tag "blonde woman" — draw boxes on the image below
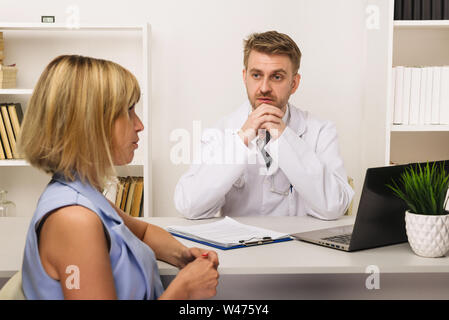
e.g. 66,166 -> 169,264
19,55 -> 219,300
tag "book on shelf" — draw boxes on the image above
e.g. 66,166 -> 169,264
395,0 -> 403,20
402,67 -> 412,125
0,103 -> 19,158
409,67 -> 421,125
0,137 -> 4,159
120,177 -> 131,211
424,67 -> 433,124
394,0 -> 448,20
418,67 -> 427,125
440,66 -> 449,124
444,0 -> 449,19
413,0 -> 422,19
0,105 -> 13,159
390,67 -> 396,122
113,176 -> 144,217
422,0 -> 432,19
431,66 -> 441,124
432,0 -> 443,19
115,177 -> 125,208
8,103 -> 23,142
403,0 -> 413,20
130,177 -> 143,217
125,177 -> 137,215
0,65 -> 18,89
393,66 -> 404,124
0,103 -> 5,158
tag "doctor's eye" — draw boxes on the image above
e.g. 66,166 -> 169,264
252,73 -> 261,79
272,74 -> 283,81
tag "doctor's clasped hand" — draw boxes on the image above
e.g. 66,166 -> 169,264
238,104 -> 286,146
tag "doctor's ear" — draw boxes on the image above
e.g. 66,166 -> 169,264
290,73 -> 301,94
242,68 -> 247,82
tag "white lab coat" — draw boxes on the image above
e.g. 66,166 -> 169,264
174,101 -> 354,220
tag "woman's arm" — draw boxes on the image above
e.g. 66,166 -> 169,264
110,200 -> 218,268
38,205 -> 117,299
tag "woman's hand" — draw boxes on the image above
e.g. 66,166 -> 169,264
161,255 -> 219,300
159,247 -> 219,300
178,247 -> 219,269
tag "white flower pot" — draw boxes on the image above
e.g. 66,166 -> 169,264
405,211 -> 449,258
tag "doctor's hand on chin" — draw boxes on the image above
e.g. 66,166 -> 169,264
238,103 -> 286,146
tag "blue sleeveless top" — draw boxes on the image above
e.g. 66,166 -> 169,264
21,174 -> 164,300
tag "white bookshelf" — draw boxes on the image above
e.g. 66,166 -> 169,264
386,9 -> 449,165
0,22 -> 153,217
391,125 -> 449,132
0,89 -> 33,95
0,159 -> 28,166
394,20 -> 449,28
361,0 -> 449,174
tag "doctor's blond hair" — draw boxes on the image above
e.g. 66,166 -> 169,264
243,31 -> 302,74
18,55 -> 141,191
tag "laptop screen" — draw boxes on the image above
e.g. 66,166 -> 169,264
349,160 -> 449,251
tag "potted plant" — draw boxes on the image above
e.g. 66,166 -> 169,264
387,162 -> 449,258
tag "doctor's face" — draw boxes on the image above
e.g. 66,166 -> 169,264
243,50 -> 300,112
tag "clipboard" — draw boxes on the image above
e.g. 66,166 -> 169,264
169,232 -> 293,250
166,216 -> 293,250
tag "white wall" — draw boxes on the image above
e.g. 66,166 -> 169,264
1,0 -> 378,217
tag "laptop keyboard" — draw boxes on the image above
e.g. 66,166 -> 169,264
321,234 -> 352,245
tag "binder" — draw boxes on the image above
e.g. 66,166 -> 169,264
439,66 -> 449,124
418,67 -> 428,125
431,66 -> 441,124
166,216 -> 293,250
409,67 -> 421,125
402,67 -> 412,125
395,0 -> 403,20
403,0 -> 413,19
432,0 -> 442,19
422,0 -> 432,19
444,0 -> 449,19
393,66 -> 404,124
413,0 -> 421,19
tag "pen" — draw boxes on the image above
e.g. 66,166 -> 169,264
243,239 -> 273,246
239,237 -> 273,246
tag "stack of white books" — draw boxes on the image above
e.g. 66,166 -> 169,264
391,66 -> 449,126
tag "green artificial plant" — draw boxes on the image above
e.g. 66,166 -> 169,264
387,162 -> 449,215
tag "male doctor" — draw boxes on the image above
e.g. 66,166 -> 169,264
174,30 -> 354,220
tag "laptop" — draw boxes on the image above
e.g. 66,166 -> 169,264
291,160 -> 449,252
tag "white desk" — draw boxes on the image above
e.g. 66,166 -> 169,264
1,216 -> 449,299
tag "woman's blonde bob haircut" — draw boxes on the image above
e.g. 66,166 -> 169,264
19,55 -> 141,190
